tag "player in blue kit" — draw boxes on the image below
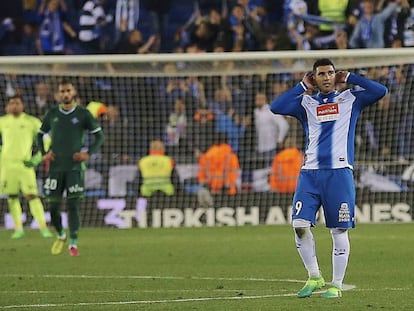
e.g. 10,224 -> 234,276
270,59 -> 388,298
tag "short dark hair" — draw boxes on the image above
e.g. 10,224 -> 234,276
313,58 -> 335,72
7,94 -> 22,101
58,78 -> 75,87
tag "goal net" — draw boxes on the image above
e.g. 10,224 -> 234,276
0,48 -> 413,228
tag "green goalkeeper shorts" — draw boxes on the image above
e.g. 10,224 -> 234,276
0,163 -> 39,196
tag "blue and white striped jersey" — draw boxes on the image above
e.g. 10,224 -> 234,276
270,73 -> 388,170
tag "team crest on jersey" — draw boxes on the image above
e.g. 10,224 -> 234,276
338,203 -> 351,222
71,117 -> 79,124
316,103 -> 339,122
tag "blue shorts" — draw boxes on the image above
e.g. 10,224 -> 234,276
292,168 -> 355,228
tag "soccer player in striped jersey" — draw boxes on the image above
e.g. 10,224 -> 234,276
36,79 -> 104,256
0,95 -> 53,239
270,58 -> 388,298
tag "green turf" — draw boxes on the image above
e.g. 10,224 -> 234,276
0,224 -> 413,310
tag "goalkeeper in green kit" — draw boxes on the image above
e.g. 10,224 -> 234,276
0,95 -> 53,239
36,79 -> 104,256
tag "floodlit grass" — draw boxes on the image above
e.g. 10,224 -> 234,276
0,224 -> 413,310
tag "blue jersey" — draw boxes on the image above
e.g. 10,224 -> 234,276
270,73 -> 388,170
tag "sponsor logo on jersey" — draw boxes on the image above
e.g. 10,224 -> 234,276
71,117 -> 79,124
316,103 -> 339,122
68,184 -> 84,193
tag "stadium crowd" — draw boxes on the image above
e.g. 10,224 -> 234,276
0,0 -> 414,55
0,0 -> 413,195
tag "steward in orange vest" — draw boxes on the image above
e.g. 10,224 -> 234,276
269,138 -> 303,193
198,134 -> 240,195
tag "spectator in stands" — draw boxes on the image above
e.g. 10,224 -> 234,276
0,74 -> 26,103
115,29 -> 158,54
262,31 -> 292,52
36,0 -> 77,55
349,0 -> 404,49
164,76 -> 190,105
216,106 -> 250,153
198,133 -> 240,195
20,22 -> 38,55
398,110 -> 414,161
187,104 -> 216,158
236,0 -> 268,29
0,0 -> 23,56
0,18 -> 18,55
26,81 -> 55,118
269,79 -> 290,98
95,104 -> 132,166
379,0 -> 411,47
186,76 -> 206,113
285,0 -> 308,45
269,137 -> 302,193
114,0 -> 140,45
138,139 -> 177,197
363,93 -> 400,160
254,91 -> 289,163
208,86 -> 232,115
188,19 -> 216,52
229,3 -> 265,51
78,0 -> 110,54
401,0 -> 414,46
23,0 -> 41,25
333,29 -> 350,49
197,0 -> 224,16
165,97 -> 187,153
207,8 -> 234,51
291,21 -> 327,50
141,0 -> 172,52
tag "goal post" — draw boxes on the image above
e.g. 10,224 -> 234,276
0,48 -> 414,76
0,48 -> 413,228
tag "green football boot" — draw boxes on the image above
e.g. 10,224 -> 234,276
321,287 -> 342,298
11,229 -> 25,239
297,276 -> 325,298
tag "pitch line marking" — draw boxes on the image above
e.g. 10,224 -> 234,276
4,289 -> 412,310
0,274 -> 357,309
0,274 -> 305,283
1,287 -> 410,309
0,292 -> 317,309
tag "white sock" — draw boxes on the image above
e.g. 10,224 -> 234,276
294,227 -> 321,278
330,228 -> 350,289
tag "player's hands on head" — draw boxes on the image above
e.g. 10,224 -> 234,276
335,71 -> 349,84
73,152 -> 89,162
302,72 -> 316,91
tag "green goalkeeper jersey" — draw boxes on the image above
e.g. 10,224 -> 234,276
38,104 -> 103,171
0,112 -> 40,166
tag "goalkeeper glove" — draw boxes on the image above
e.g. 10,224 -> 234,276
23,152 -> 42,168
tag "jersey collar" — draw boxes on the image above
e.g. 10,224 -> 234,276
59,104 -> 77,114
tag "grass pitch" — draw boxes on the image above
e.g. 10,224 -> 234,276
0,223 -> 413,310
